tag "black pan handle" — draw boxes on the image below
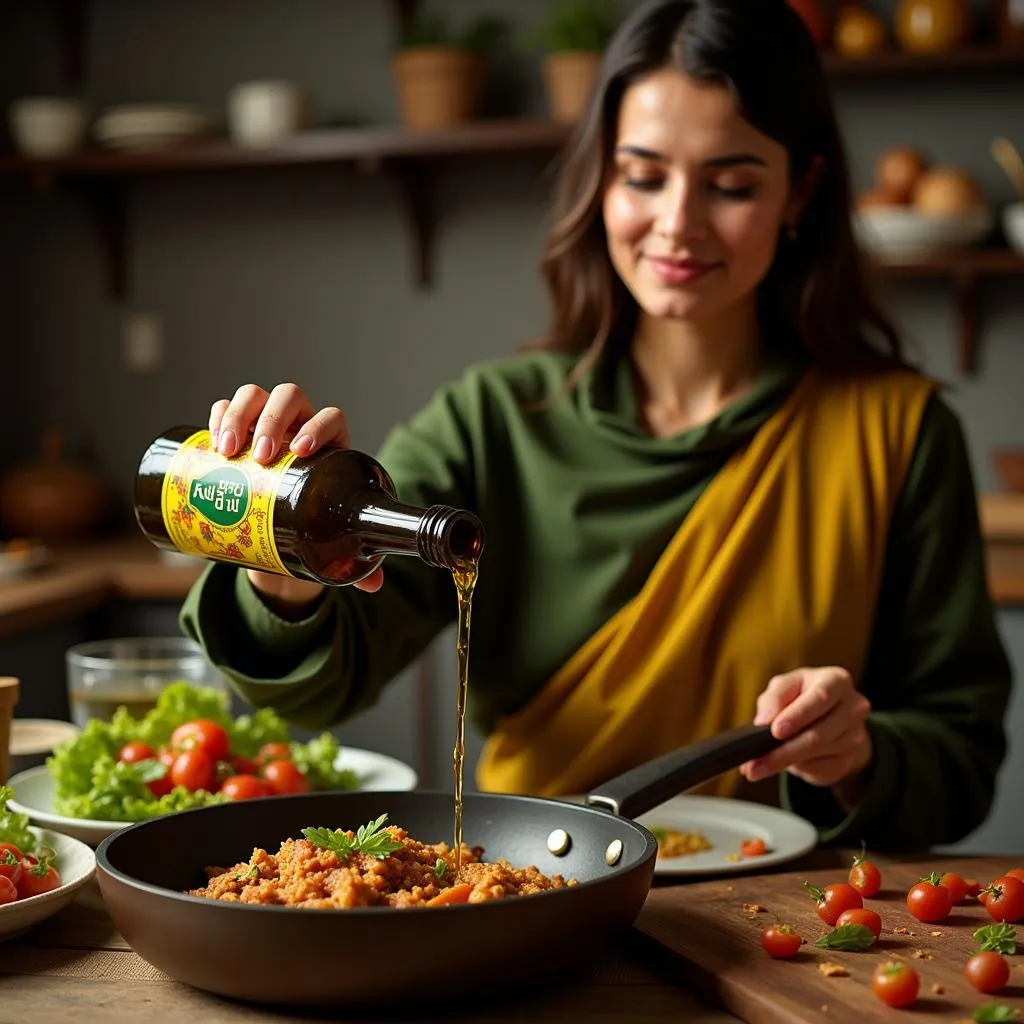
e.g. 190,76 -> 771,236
584,724 -> 781,820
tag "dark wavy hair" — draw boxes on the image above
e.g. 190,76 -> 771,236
537,0 -> 911,381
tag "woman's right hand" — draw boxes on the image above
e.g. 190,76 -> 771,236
209,383 -> 384,607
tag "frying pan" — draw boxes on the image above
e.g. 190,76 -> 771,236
95,724 -> 783,1008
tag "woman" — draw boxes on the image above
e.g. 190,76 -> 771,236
180,0 -> 1012,850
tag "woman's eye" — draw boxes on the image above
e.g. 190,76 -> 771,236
623,176 -> 663,191
712,183 -> 758,199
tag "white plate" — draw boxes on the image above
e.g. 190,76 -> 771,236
635,795 -> 817,877
7,747 -> 419,847
0,826 -> 96,941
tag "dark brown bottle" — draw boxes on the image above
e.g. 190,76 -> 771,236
134,426 -> 484,586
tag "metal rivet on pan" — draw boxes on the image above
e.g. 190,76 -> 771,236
546,828 -> 571,855
605,838 -> 623,866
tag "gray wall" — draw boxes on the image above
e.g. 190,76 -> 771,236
1,0 -> 1022,851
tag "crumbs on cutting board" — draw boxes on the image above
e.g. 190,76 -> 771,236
818,962 -> 849,978
930,983 -> 945,996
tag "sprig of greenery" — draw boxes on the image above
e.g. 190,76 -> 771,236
972,1003 -> 1017,1023
528,0 -> 621,54
974,923 -> 1017,955
302,814 -> 403,861
398,10 -> 506,53
814,923 -> 876,951
434,858 -> 447,879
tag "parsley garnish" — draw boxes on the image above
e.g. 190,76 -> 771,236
233,864 -> 259,883
434,858 -> 447,879
972,1003 -> 1017,1023
974,923 -> 1017,955
814,923 -> 876,951
302,813 -> 403,861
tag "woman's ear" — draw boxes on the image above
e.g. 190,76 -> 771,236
784,154 -> 825,233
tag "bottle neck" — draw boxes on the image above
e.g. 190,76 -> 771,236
357,500 -> 484,570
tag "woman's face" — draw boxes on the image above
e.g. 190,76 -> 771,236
603,68 -> 803,324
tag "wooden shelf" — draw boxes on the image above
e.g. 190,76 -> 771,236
823,45 -> 1024,77
0,121 -> 571,295
867,249 -> 1024,373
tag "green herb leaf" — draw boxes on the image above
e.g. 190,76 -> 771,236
972,1003 -> 1017,1023
434,859 -> 447,879
814,923 -> 876,951
233,864 -> 259,883
302,814 -> 403,861
974,923 -> 1017,955
650,827 -> 668,843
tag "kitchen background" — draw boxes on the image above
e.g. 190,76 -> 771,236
0,0 -> 1022,850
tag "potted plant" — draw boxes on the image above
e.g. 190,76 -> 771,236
391,11 -> 505,130
530,0 -> 621,124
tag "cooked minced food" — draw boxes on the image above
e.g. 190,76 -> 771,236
188,814 -> 575,908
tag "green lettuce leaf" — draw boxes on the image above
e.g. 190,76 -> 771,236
0,784 -> 37,854
290,733 -> 360,791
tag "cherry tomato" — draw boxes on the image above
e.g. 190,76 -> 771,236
964,951 -> 1010,994
979,874 -> 1024,923
835,907 -> 882,939
804,881 -> 863,925
849,845 -> 882,898
16,858 -> 61,899
906,873 -> 953,923
117,741 -> 156,764
257,742 -> 292,766
741,837 -> 768,857
871,960 -> 919,1009
0,848 -> 22,887
229,754 -> 260,776
261,759 -> 310,796
170,719 -> 230,761
938,871 -> 968,905
1006,867 -> 1024,884
0,842 -> 23,863
146,766 -> 175,798
0,876 -> 16,905
220,774 -> 269,801
760,923 -> 801,958
169,749 -> 216,792
965,878 -> 982,900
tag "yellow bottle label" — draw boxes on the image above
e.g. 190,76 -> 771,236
160,429 -> 296,576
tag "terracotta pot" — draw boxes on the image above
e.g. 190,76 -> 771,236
390,47 -> 484,130
0,428 -> 108,543
894,0 -> 971,52
542,51 -> 603,124
787,0 -> 831,45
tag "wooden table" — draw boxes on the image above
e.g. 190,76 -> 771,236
0,879 -> 738,1024
9,849 -> 1023,1023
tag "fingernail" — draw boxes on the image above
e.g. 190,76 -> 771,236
753,711 -> 769,727
773,719 -> 792,741
253,435 -> 273,462
218,429 -> 236,455
747,765 -> 767,782
292,434 -> 314,455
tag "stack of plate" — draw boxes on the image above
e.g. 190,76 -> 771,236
94,104 -> 214,150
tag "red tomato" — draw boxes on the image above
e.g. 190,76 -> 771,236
220,774 -> 269,801
965,878 -> 982,900
257,742 -> 292,766
229,754 -> 260,776
938,871 -> 968,905
0,876 -> 16,905
849,846 -> 882,898
760,923 -> 801,958
170,719 -> 230,761
17,859 -> 61,899
169,749 -> 216,792
964,951 -> 1010,994
871,960 -> 919,1008
906,873 -> 953,923
741,837 -> 768,857
804,881 -> 863,925
0,848 -> 22,887
835,907 -> 882,939
979,874 -> 1024,923
0,841 -> 23,862
261,759 -> 310,795
1006,867 -> 1024,885
117,741 -> 156,764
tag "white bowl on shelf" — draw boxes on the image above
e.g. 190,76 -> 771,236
854,205 -> 994,260
7,96 -> 88,158
1003,202 -> 1024,254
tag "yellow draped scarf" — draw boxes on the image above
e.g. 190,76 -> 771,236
475,367 -> 935,798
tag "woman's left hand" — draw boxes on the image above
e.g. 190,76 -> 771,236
740,667 -> 873,789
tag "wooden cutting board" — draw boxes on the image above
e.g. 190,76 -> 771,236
635,857 -> 1024,1024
